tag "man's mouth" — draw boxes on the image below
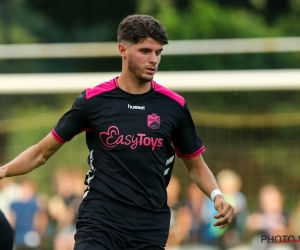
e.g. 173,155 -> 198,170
145,67 -> 156,74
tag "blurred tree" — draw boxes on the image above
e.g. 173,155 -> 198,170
24,0 -> 136,41
0,0 -> 55,44
154,0 -> 281,39
0,0 -> 12,44
213,0 -> 254,10
137,0 -> 189,16
265,0 -> 291,24
275,0 -> 300,36
0,0 -> 298,74
150,0 -> 299,73
174,0 -> 189,10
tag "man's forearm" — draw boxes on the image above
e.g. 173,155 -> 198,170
183,156 -> 234,227
188,162 -> 220,200
1,145 -> 46,178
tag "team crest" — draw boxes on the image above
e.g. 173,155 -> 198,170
147,113 -> 160,130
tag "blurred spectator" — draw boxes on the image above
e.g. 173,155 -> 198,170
9,178 -> 46,250
166,176 -> 192,249
52,167 -> 85,212
67,168 -> 86,216
246,184 -> 292,250
289,196 -> 300,250
44,167 -> 85,250
49,195 -> 76,250
196,194 -> 221,247
52,168 -> 75,204
216,169 -> 248,249
184,169 -> 248,250
0,177 -> 21,219
184,182 -> 225,248
184,182 -> 206,244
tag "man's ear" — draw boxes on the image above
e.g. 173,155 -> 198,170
118,43 -> 127,59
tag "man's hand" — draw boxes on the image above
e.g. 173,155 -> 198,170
213,195 -> 234,229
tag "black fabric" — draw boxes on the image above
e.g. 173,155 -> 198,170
75,203 -> 165,250
0,209 -> 14,250
53,77 -> 205,246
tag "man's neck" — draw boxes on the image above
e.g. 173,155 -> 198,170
117,73 -> 152,94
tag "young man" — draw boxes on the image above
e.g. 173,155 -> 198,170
0,15 -> 234,250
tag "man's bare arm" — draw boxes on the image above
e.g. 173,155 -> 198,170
0,133 -> 63,179
182,155 -> 219,198
182,155 -> 234,229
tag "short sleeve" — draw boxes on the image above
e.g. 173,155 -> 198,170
172,103 -> 205,158
51,91 -> 89,143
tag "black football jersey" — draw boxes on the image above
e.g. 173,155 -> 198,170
51,77 -> 205,243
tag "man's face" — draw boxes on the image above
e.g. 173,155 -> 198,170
125,37 -> 163,83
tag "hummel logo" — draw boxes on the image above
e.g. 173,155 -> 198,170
128,104 -> 145,110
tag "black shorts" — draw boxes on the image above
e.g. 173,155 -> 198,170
74,217 -> 165,250
0,209 -> 14,250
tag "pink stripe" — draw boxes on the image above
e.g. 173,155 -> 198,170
51,129 -> 66,144
176,146 -> 205,159
152,81 -> 185,107
86,78 -> 117,99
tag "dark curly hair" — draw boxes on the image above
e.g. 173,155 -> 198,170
117,14 -> 168,45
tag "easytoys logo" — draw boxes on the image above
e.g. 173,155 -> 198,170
99,126 -> 163,150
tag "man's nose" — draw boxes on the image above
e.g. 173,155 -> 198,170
149,52 -> 159,64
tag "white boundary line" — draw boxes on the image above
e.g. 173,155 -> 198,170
1,37 -> 300,59
0,69 -> 299,94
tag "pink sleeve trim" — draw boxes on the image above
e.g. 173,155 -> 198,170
176,145 -> 205,159
51,129 -> 67,144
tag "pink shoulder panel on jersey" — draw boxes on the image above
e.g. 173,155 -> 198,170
85,78 -> 117,99
152,81 -> 185,107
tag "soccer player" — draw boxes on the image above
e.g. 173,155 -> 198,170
0,208 -> 14,250
0,14 -> 234,250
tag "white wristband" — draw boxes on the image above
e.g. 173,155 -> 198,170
210,189 -> 223,202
